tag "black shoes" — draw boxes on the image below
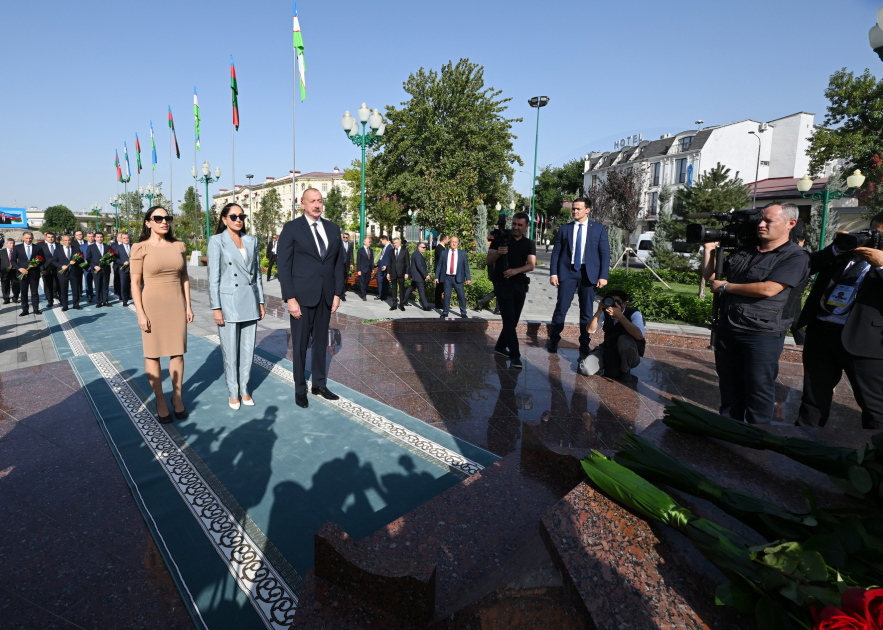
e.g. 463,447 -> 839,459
33,309 -> 42,315
96,304 -> 103,308
389,305 -> 397,311
295,392 -> 309,408
73,306 -> 82,310
547,341 -> 559,353
19,312 -> 28,317
423,307 -> 433,312
122,301 -> 128,307
361,296 -> 367,301
311,386 -> 340,401
510,357 -> 523,369
494,347 -> 510,357
61,307 -> 68,312
105,302 -> 113,307
399,305 -> 406,312
174,409 -> 189,420
440,313 -> 448,318
460,313 -> 468,319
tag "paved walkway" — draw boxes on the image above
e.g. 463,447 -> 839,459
0,288 -> 58,373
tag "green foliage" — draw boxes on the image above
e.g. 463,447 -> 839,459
43,205 -> 78,234
598,269 -> 712,324
368,195 -> 405,237
807,68 -> 883,177
254,188 -> 285,241
474,203 -> 488,254
324,184 -> 348,227
418,168 -> 482,237
605,164 -> 648,247
343,157 -> 380,228
375,58 -> 522,230
673,162 -> 751,219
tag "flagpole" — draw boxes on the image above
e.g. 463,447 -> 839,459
232,122 -> 236,214
292,47 -> 297,220
169,125 -> 173,214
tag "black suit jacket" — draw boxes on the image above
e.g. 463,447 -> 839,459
433,244 -> 445,269
410,250 -> 428,279
41,241 -> 60,271
267,239 -> 278,262
1,247 -> 16,277
341,240 -> 355,271
114,243 -> 132,275
796,246 -> 883,359
357,246 -> 374,275
53,244 -> 83,278
277,215 -> 344,307
86,242 -> 110,270
388,247 -> 410,280
13,243 -> 43,271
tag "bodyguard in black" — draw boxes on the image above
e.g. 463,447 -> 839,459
702,203 -> 809,424
386,237 -> 410,311
86,232 -> 112,307
796,213 -> 883,429
340,232 -> 354,300
13,231 -> 42,316
405,242 -> 432,310
40,232 -> 58,308
52,234 -> 83,310
356,237 -> 373,300
115,233 -> 133,306
486,213 -> 536,368
433,235 -> 449,308
1,238 -> 19,303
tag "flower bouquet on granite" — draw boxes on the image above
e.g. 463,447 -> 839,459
812,587 -> 883,630
663,399 -> 883,506
19,255 -> 43,280
582,452 -> 853,630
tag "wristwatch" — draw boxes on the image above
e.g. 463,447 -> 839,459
719,282 -> 728,293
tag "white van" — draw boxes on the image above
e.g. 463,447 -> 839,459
634,232 -> 654,264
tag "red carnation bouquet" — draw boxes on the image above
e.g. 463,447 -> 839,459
813,588 -> 883,629
94,249 -> 118,275
19,255 -> 43,281
70,252 -> 87,269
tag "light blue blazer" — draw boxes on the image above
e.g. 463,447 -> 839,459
208,232 -> 265,322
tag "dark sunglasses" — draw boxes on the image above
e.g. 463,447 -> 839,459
152,215 -> 173,224
227,213 -> 247,222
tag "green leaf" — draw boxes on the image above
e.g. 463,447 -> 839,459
857,444 -> 868,465
755,596 -> 791,630
763,542 -> 800,574
849,465 -> 873,494
797,550 -> 828,582
803,535 -> 847,568
829,474 -> 867,499
715,580 -> 755,613
799,585 -> 842,608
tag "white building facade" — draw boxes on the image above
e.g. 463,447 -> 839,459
583,112 -> 819,240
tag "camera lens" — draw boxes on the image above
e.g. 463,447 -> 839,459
603,297 -> 613,306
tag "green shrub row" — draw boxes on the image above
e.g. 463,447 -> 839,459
599,269 -> 712,325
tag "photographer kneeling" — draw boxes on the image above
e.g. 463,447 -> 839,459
796,212 -> 883,430
701,202 -> 810,425
487,212 -> 536,369
579,290 -> 645,380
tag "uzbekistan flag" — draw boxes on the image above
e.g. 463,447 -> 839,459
231,56 -> 239,130
115,150 -> 122,182
168,107 -> 180,158
293,2 -> 306,101
194,87 -> 201,151
135,133 -> 142,173
150,121 -> 157,170
123,142 -> 131,181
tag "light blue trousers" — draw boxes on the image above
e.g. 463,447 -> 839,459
217,320 -> 257,398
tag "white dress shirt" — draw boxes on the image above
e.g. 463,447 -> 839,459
306,217 -> 329,254
446,249 -> 459,275
97,244 -> 104,256
571,218 -> 590,266
47,242 -> 55,256
6,248 -> 13,264
64,246 -> 71,259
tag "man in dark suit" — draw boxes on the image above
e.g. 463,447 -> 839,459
87,232 -> 113,307
52,234 -> 83,311
796,213 -> 883,429
340,232 -> 354,300
109,231 -> 121,297
435,236 -> 471,318
1,238 -> 19,304
40,231 -> 59,308
405,242 -> 432,310
114,232 -> 132,306
277,187 -> 345,408
356,236 -> 373,301
376,235 -> 392,301
386,237 -> 410,311
13,231 -> 43,316
80,233 -> 95,302
266,234 -> 279,281
548,197 -> 610,355
433,234 -> 449,308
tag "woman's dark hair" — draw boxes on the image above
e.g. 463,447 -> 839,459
138,206 -> 178,243
216,203 -> 248,234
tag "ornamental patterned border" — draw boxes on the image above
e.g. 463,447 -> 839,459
204,335 -> 485,478
53,308 -> 88,356
87,351 -> 298,629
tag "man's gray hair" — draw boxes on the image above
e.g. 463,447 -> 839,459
22,231 -> 33,237
763,202 -> 800,222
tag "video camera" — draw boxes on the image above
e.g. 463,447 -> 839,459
490,214 -> 510,275
833,229 -> 883,252
602,297 -> 623,308
686,209 -> 762,249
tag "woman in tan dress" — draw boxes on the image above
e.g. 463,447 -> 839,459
131,206 -> 194,423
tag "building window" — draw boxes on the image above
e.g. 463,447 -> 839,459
648,191 -> 658,216
675,158 -> 688,184
301,183 -> 306,191
592,175 -> 599,189
678,136 -> 694,152
322,183 -> 328,192
652,162 -> 660,187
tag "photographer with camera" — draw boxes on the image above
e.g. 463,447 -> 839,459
795,213 -> 883,430
486,212 -> 536,368
579,289 -> 645,380
700,203 -> 810,425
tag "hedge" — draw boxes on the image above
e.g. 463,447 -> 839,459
598,269 -> 712,325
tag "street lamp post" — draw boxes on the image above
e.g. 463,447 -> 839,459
748,130 -> 763,208
796,170 -> 866,250
192,160 -> 222,248
527,96 -> 550,240
245,174 -> 254,234
138,184 -> 155,234
341,104 -> 386,244
108,196 -> 122,232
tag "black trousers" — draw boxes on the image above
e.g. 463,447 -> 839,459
43,272 -> 57,304
2,272 -> 19,301
289,297 -> 331,394
714,327 -> 785,425
84,268 -> 94,299
798,321 -> 883,430
266,256 -> 276,280
113,267 -> 120,296
389,276 -> 407,306
94,267 -> 110,304
378,272 -> 389,300
494,281 -> 527,359
19,270 -> 40,312
119,271 -> 131,302
359,272 -> 371,298
58,271 -> 82,308
405,279 -> 429,308
434,282 -> 444,308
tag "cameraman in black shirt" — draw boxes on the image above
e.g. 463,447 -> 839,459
487,212 -> 536,368
701,203 -> 810,424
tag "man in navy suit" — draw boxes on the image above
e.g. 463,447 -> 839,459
40,231 -> 59,308
356,236 -> 374,301
114,232 -> 132,306
52,234 -> 83,310
80,233 -> 95,302
376,235 -> 392,301
87,232 -> 112,307
13,231 -> 43,316
277,187 -> 345,408
548,197 -> 610,354
435,236 -> 471,318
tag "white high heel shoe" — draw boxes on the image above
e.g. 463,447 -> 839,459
229,399 -> 241,410
242,396 -> 255,406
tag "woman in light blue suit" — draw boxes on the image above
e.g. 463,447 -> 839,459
209,203 -> 265,409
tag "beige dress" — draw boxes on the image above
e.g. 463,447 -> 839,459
131,241 -> 188,358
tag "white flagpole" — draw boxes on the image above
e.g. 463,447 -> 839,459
292,47 -> 297,220
169,125 -> 174,214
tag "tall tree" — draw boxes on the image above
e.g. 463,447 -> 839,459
342,157 -> 380,231
418,167 -> 482,238
807,68 -> 883,177
177,186 -> 203,244
533,165 -> 565,224
43,205 -> 78,233
369,195 -> 405,238
375,58 -> 522,231
324,184 -> 348,227
556,157 -> 586,199
603,164 -> 648,249
253,188 -> 284,241
474,203 -> 488,253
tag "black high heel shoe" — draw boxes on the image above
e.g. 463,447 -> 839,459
156,398 -> 174,424
172,396 -> 189,420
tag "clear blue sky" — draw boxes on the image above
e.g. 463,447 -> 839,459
1,0 -> 880,214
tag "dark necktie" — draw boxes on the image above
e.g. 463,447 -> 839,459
49,244 -> 55,255
65,247 -> 70,259
574,223 -> 584,271
313,223 -> 327,258
26,245 -> 31,259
